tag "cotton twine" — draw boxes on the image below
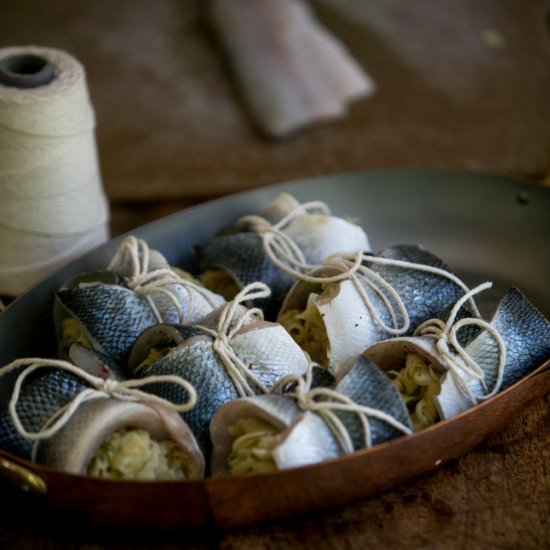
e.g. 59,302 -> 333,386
0,45 -> 109,296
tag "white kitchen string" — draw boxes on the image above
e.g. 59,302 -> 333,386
0,45 -> 109,296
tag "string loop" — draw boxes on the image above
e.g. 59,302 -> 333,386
108,236 -> 221,323
196,282 -> 272,397
414,281 -> 506,403
0,357 -> 197,452
271,364 -> 412,453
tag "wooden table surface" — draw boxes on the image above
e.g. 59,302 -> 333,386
1,1 -> 549,548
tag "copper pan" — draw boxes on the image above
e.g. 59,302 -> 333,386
1,169 -> 549,530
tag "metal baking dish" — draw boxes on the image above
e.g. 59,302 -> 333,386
0,169 -> 549,530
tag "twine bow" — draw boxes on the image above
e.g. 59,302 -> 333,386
237,200 -> 332,277
413,281 -> 506,403
196,282 -> 272,398
108,236 -> 220,323
271,364 -> 412,454
238,202 -> 480,336
0,357 -> 197,456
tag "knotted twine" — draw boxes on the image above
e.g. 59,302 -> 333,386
238,200 -> 481,335
413,281 -> 506,404
0,46 -> 109,296
107,236 -> 221,323
271,363 -> 413,453
196,282 -> 272,397
0,357 -> 197,461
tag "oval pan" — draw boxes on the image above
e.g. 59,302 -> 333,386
0,169 -> 549,529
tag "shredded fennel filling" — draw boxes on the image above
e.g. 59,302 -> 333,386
134,347 -> 171,374
171,266 -> 203,284
389,353 -> 441,431
87,428 -> 189,481
278,291 -> 329,368
60,318 -> 92,354
201,269 -> 240,300
227,417 -> 280,476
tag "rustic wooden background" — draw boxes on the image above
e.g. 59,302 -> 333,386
0,0 -> 549,547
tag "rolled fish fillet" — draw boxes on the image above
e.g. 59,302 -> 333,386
241,192 -> 371,266
209,394 -> 342,476
333,355 -> 412,447
365,287 -> 550,426
128,320 -> 309,452
35,398 -> 205,480
208,0 -> 375,137
197,193 -> 369,318
278,244 -> 468,373
0,369 -> 88,460
107,235 -> 226,325
53,271 -> 159,368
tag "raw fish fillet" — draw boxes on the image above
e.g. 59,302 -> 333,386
208,0 -> 376,137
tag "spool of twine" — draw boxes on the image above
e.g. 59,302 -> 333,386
0,45 -> 109,296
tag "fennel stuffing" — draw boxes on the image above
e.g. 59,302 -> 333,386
278,290 -> 329,367
201,269 -> 240,301
87,428 -> 189,481
389,353 -> 441,430
60,318 -> 92,354
227,417 -> 280,476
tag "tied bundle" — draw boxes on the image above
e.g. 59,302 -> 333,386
0,46 -> 109,296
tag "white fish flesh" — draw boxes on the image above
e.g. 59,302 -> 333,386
366,286 -> 550,423
209,393 -> 342,476
207,0 -> 375,137
278,244 -> 470,373
108,236 -> 226,324
34,397 -> 205,480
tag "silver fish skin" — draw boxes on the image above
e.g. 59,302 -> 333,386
209,394 -> 302,476
470,287 -> 550,390
147,286 -> 226,326
132,321 -> 309,452
34,397 -> 205,480
0,369 -> 88,459
108,236 -> 226,325
446,287 -> 550,404
54,279 -> 158,367
229,322 -> 309,389
133,337 -> 239,454
365,244 -> 469,335
334,355 -> 412,449
195,231 -> 294,318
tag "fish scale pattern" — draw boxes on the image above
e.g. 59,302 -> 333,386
369,244 -> 467,334
335,355 -> 412,449
196,231 -> 295,318
141,339 -> 239,452
0,370 -> 87,459
467,287 -> 550,391
55,284 -> 158,366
